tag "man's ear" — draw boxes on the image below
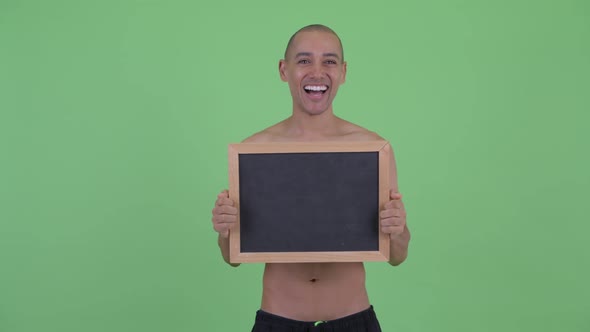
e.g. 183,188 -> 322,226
279,59 -> 288,82
341,61 -> 347,84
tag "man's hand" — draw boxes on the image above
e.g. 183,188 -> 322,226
380,190 -> 407,238
211,189 -> 237,238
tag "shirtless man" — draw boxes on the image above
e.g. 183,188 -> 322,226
211,24 -> 410,331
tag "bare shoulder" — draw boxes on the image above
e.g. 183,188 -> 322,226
242,131 -> 273,143
242,121 -> 288,143
337,118 -> 385,141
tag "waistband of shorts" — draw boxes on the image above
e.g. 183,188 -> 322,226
255,305 -> 378,329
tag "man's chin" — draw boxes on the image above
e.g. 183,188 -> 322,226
303,108 -> 330,116
302,103 -> 332,115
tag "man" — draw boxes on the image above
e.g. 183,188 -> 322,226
211,24 -> 410,332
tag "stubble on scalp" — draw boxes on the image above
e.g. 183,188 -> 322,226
284,24 -> 344,61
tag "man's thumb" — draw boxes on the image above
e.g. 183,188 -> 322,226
390,190 -> 402,200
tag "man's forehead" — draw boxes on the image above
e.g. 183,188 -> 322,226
288,31 -> 343,58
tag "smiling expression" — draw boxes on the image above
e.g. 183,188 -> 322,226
279,30 -> 347,116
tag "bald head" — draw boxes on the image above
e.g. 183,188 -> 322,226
284,24 -> 344,60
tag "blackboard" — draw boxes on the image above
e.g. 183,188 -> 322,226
228,141 -> 391,263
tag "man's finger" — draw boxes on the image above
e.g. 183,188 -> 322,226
381,225 -> 403,235
214,224 -> 230,238
390,190 -> 402,200
384,200 -> 403,210
380,209 -> 400,219
219,214 -> 237,223
216,197 -> 235,207
213,205 -> 238,215
381,217 -> 402,226
213,214 -> 237,224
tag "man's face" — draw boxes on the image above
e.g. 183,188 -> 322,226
279,30 -> 347,116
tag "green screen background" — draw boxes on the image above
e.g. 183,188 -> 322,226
1,1 -> 589,331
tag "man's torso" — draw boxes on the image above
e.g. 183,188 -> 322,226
244,116 -> 383,321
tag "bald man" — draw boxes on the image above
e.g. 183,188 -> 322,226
211,24 -> 411,332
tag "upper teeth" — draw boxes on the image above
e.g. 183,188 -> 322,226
304,85 -> 327,91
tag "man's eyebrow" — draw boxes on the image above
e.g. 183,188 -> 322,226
294,52 -> 312,58
323,53 -> 340,59
294,52 -> 341,60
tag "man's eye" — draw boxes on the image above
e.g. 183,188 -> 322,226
325,60 -> 337,65
298,59 -> 310,64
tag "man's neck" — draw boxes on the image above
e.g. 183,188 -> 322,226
285,108 -> 340,139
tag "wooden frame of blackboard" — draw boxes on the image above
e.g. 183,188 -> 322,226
228,141 -> 391,263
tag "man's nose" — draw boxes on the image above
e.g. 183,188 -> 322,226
310,63 -> 325,78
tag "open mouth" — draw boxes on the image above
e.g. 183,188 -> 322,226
303,84 -> 329,96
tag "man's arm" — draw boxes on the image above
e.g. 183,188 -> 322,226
389,222 -> 411,266
218,234 -> 240,267
380,146 -> 411,266
212,190 -> 240,267
211,134 -> 269,266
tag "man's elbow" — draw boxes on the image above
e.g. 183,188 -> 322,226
389,254 -> 408,267
223,257 -> 241,267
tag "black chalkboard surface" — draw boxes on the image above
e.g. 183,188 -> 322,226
228,141 -> 391,263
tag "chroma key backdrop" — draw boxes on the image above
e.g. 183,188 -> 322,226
1,1 -> 588,331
